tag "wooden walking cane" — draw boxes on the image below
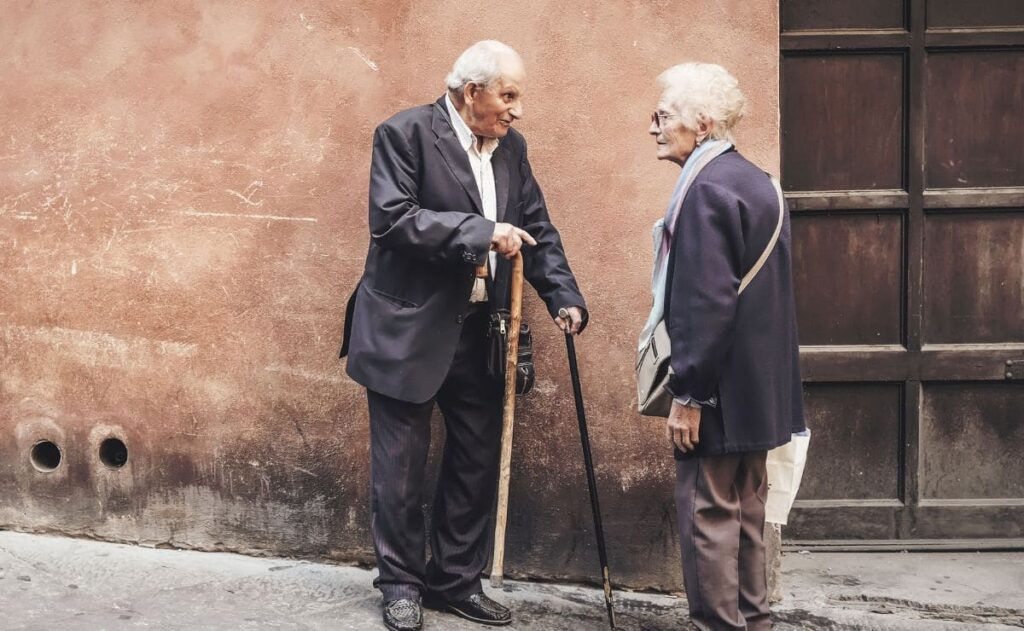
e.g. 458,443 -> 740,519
490,251 -> 524,588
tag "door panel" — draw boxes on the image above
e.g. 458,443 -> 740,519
782,0 -> 1024,544
782,0 -> 906,31
782,54 -> 905,192
926,0 -> 1024,28
925,51 -> 1024,189
793,213 -> 904,345
800,383 -> 903,501
921,382 -> 1024,499
922,211 -> 1024,344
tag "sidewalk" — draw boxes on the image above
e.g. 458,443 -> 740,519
1,531 -> 1021,630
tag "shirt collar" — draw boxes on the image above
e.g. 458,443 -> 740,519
444,93 -> 499,156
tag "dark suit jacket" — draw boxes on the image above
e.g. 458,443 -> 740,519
340,97 -> 587,404
665,149 -> 805,456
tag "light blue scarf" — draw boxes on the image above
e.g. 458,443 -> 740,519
637,139 -> 733,352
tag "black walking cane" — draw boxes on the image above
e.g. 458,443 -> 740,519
558,308 -> 616,630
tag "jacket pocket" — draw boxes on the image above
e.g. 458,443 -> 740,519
369,288 -> 419,309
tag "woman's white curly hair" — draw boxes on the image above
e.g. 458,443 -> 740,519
657,62 -> 748,142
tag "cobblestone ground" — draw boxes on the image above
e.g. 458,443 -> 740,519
1,531 -> 1022,630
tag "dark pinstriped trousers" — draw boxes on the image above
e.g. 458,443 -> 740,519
675,451 -> 771,631
367,306 -> 503,602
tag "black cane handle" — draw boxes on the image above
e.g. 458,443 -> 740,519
557,307 -> 572,335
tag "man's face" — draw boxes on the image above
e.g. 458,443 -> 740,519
649,98 -> 698,166
465,59 -> 525,139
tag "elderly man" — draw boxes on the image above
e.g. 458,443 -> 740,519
340,40 -> 587,631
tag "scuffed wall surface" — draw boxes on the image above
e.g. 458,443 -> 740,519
0,1 -> 778,589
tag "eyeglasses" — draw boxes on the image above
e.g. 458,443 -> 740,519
651,111 -> 677,129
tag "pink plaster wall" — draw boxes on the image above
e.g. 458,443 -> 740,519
0,0 -> 778,589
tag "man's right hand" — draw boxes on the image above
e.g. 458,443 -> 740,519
491,223 -> 537,259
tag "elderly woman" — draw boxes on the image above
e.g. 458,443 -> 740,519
639,63 -> 805,630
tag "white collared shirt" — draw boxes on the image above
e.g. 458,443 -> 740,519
445,94 -> 499,302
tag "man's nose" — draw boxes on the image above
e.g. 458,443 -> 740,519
649,120 -> 660,135
509,101 -> 523,120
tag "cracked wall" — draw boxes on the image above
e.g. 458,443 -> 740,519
0,0 -> 779,589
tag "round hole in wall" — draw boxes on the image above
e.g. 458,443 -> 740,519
99,438 -> 128,468
30,440 -> 62,472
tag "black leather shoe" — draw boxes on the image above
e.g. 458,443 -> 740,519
427,591 -> 512,626
382,598 -> 422,631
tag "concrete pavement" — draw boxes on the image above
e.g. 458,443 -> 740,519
1,531 -> 1022,630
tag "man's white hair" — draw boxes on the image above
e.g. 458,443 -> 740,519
657,62 -> 747,142
445,40 -> 521,93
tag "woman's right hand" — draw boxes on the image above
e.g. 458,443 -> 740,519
666,401 -> 701,453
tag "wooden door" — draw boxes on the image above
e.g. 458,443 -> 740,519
781,0 -> 1024,545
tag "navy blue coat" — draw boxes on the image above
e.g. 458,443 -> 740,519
664,149 -> 805,457
341,97 -> 586,404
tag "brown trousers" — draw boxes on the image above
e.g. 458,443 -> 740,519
675,451 -> 771,631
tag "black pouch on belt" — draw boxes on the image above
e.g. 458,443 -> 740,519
485,309 -> 535,395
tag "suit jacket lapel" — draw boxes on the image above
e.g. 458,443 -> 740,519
493,145 -> 510,223
431,98 -> 483,215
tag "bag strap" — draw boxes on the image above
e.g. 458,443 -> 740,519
738,176 -> 785,295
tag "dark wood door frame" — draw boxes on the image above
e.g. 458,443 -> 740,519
781,0 -> 1024,548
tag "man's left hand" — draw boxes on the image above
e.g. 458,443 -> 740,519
554,306 -> 584,335
666,401 -> 701,453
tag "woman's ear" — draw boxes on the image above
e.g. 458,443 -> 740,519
696,114 -> 715,142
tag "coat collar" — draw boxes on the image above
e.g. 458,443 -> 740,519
431,96 -> 510,220
432,97 -> 482,215
443,94 -> 500,156
492,143 -> 509,222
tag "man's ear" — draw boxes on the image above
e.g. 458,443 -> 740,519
463,82 -> 479,104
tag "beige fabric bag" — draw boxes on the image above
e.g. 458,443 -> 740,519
765,430 -> 811,524
636,177 -> 785,417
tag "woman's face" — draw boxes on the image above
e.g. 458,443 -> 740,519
649,99 -> 707,167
